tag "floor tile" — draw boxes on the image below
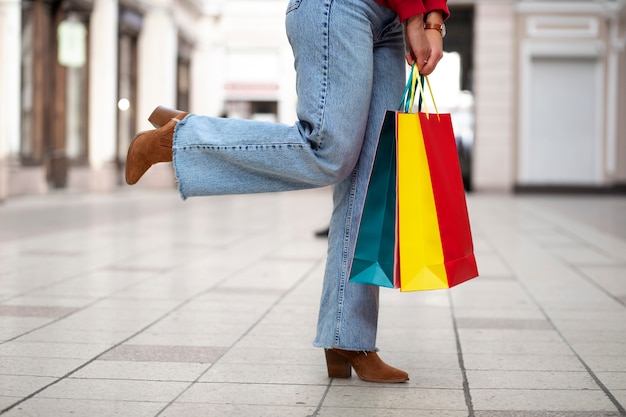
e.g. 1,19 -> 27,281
34,378 -> 189,401
582,355 -> 626,372
317,408 -> 468,417
460,339 -> 573,355
0,305 -> 78,318
0,341 -> 112,359
0,356 -> 86,377
474,412 -> 622,417
1,189 -> 626,416
595,372 -> 626,390
70,360 -> 208,382
570,341 -> 626,356
462,353 -> 586,372
0,375 -> 57,397
466,370 -> 598,390
331,368 -> 465,390
99,344 -> 227,364
456,317 -> 554,330
217,347 -> 322,366
1,398 -> 167,417
199,362 -> 328,384
471,389 -> 617,412
176,382 -> 327,406
458,328 -> 563,343
16,328 -> 135,344
161,403 -> 317,417
611,390 -> 626,411
323,385 -> 467,410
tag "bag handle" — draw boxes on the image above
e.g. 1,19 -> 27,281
398,64 -> 440,119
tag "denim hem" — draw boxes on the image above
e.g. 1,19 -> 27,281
312,341 -> 379,352
172,116 -> 188,200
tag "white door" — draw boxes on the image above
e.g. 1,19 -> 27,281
520,55 -> 603,185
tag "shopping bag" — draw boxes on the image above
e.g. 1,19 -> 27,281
349,64 -> 478,291
348,110 -> 397,288
396,107 -> 478,290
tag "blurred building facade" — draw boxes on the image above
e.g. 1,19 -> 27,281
0,0 -> 625,199
473,0 -> 626,193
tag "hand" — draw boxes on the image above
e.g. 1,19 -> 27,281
404,14 -> 444,75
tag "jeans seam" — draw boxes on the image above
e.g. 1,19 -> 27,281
333,167 -> 358,346
176,144 -> 306,151
314,0 -> 332,153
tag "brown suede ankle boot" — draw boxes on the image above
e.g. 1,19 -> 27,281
324,348 -> 409,383
148,105 -> 188,128
125,117 -> 178,185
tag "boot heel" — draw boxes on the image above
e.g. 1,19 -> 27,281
148,106 -> 187,128
325,349 -> 351,378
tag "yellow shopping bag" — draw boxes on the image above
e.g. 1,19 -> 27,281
396,69 -> 478,291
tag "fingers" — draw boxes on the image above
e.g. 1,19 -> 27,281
404,43 -> 431,71
420,60 -> 434,76
405,51 -> 436,75
411,32 -> 444,75
420,51 -> 442,75
404,20 -> 444,75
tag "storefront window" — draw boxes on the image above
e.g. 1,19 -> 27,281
117,8 -> 141,164
60,14 -> 88,162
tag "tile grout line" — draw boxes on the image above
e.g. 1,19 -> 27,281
0,222 -> 262,345
522,203 -> 626,307
153,258 -> 326,417
534,308 -> 626,416
537,219 -> 626,309
0,250 -> 298,415
570,262 -> 626,308
0,241 -> 175,346
311,380 -> 334,417
0,309 -> 182,415
448,291 -> 475,417
492,247 -> 626,416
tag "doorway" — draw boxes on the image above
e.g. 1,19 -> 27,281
519,51 -> 603,185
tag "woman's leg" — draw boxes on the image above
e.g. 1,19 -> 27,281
172,0 -> 405,351
173,2 -> 393,198
313,4 -> 405,351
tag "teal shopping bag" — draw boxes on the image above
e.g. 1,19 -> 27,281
348,111 -> 398,288
348,65 -> 423,288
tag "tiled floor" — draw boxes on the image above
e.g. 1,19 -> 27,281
0,187 -> 625,416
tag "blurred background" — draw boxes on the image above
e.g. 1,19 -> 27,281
1,0 -> 625,199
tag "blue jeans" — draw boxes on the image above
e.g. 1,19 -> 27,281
173,0 -> 405,350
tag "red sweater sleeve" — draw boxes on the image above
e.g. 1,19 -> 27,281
376,0 -> 449,22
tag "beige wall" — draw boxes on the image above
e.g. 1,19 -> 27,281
471,1 -> 517,192
471,0 -> 626,191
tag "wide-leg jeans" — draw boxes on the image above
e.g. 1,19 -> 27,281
172,0 -> 406,350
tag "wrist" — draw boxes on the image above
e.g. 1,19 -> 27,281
424,10 -> 444,24
423,11 -> 446,38
406,14 -> 424,26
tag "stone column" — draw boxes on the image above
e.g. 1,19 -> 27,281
0,0 -> 22,200
136,2 -> 178,130
88,0 -> 118,190
471,1 -> 516,192
131,1 -> 178,187
191,14 -> 224,116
